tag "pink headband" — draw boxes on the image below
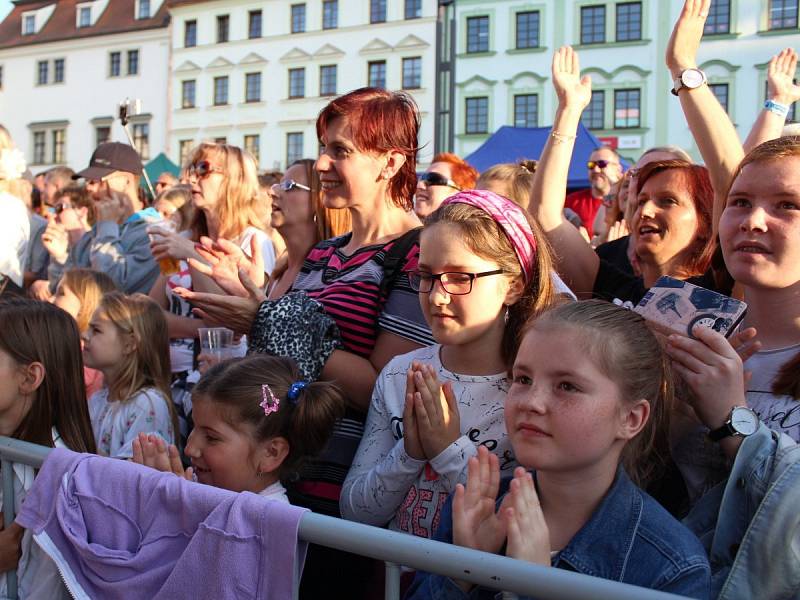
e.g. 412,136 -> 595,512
441,190 -> 537,282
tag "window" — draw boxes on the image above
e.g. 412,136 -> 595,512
214,76 -> 229,106
402,57 -> 422,89
214,137 -> 227,144
291,4 -> 306,33
127,50 -> 139,76
179,140 -> 194,165
138,0 -> 150,19
133,123 -> 149,160
368,60 -> 386,88
516,11 -> 540,49
514,94 -> 538,128
217,15 -> 229,43
37,60 -> 48,85
769,0 -> 798,29
245,72 -> 262,103
323,0 -> 338,29
182,80 -> 196,108
580,5 -> 606,44
465,97 -> 489,134
704,0 -> 730,34
615,2 -> 642,41
109,52 -> 121,77
405,0 -> 422,19
614,89 -> 641,128
244,135 -> 260,162
371,0 -> 387,23
466,16 -> 490,53
320,65 -> 337,96
79,6 -> 91,27
582,91 -> 605,129
33,132 -> 46,164
184,20 -> 197,47
288,68 -> 305,98
709,83 -> 729,113
95,125 -> 111,147
249,10 -> 262,38
53,58 -> 64,83
52,129 -> 66,164
287,132 -> 304,166
23,14 -> 35,35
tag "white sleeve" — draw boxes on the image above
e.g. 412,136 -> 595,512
340,364 -> 425,526
427,436 -> 479,493
112,390 -> 175,459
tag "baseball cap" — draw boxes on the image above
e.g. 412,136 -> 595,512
74,142 -> 143,180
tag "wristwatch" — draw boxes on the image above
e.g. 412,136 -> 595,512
671,68 -> 707,96
708,406 -> 759,442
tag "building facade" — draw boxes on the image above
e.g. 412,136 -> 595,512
169,0 -> 437,170
0,0 -> 171,172
452,0 -> 800,162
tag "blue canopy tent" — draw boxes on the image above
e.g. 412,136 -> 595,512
464,123 -> 629,189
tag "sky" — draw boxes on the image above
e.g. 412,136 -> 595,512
0,1 -> 10,20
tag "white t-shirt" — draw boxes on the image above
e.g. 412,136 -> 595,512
259,480 -> 289,504
0,191 -> 29,287
341,344 -> 517,538
89,387 -> 174,459
745,343 -> 800,442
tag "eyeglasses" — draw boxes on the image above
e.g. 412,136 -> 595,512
418,172 -> 462,190
272,179 -> 312,193
187,160 -> 224,179
408,269 -> 505,295
587,160 -> 617,170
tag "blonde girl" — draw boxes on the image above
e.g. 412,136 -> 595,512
0,124 -> 30,291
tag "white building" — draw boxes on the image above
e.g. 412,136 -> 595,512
0,0 -> 171,172
451,0 -> 800,162
168,0 -> 438,170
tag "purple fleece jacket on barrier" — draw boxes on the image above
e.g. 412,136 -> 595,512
14,447 -> 308,600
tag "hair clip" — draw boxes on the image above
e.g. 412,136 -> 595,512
287,381 -> 308,404
260,384 -> 280,416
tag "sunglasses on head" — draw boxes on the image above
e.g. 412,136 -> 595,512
418,171 -> 462,190
587,159 -> 616,170
187,160 -> 224,179
272,179 -> 311,192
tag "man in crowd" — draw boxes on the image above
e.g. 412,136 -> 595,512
42,166 -> 75,209
155,172 -> 178,196
564,146 -> 622,238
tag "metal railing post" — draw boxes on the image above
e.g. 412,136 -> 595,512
384,562 -> 401,600
2,459 -> 18,599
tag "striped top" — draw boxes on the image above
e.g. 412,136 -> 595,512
288,232 -> 434,516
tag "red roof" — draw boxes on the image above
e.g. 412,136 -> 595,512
0,0 -> 170,50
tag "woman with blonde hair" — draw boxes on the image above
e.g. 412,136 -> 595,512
476,160 -> 537,208
0,124 -> 31,292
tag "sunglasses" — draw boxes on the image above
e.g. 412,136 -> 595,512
587,159 -> 617,170
418,172 -> 462,190
272,179 -> 311,192
187,160 -> 224,179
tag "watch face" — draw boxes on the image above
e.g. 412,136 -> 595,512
682,69 -> 705,89
731,406 -> 759,436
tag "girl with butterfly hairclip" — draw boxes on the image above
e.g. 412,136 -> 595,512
133,354 -> 345,503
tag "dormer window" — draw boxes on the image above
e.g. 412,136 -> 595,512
137,0 -> 151,19
23,14 -> 35,35
78,6 -> 91,27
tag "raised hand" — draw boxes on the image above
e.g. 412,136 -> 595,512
551,46 -> 592,111
41,213 -> 69,263
666,0 -> 711,76
132,432 -> 193,481
402,366 -> 426,460
767,48 -> 800,106
502,467 -> 551,566
189,234 -> 267,296
411,363 -> 461,459
453,446 -> 507,555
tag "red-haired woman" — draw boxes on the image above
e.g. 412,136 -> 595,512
414,152 -> 479,218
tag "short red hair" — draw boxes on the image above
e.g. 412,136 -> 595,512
317,87 -> 419,210
431,152 -> 478,190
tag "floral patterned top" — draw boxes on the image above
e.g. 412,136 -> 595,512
88,387 -> 174,459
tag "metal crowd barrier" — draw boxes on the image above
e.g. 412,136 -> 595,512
0,437 -> 687,600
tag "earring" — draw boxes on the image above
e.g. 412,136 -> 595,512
504,305 -> 510,324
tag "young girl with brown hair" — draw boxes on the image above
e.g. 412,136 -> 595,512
82,292 -> 177,458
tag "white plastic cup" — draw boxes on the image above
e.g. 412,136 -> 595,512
197,327 -> 234,359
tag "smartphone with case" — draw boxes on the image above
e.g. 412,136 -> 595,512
633,276 -> 747,339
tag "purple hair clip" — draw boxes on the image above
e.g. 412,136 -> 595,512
260,384 -> 280,416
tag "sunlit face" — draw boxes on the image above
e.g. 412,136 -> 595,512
187,155 -> 226,213
0,348 -> 33,435
43,175 -> 62,207
588,148 -> 622,196
632,169 -> 700,268
414,162 -> 459,218
270,163 -> 314,230
719,157 -> 800,290
81,309 -> 128,374
505,326 -> 631,474
155,175 -> 175,195
52,281 -> 81,322
184,396 -> 266,493
417,222 -> 516,348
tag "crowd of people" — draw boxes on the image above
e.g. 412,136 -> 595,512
0,1 -> 798,598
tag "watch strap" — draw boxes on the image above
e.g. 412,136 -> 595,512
708,422 -> 734,442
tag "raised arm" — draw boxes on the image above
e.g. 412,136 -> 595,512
665,0 -> 744,232
743,48 -> 800,153
529,46 -> 600,297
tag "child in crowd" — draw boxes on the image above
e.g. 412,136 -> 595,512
82,292 -> 177,458
133,355 -> 345,503
408,301 -> 710,599
341,190 -> 557,538
0,298 -> 96,599
51,268 -> 117,398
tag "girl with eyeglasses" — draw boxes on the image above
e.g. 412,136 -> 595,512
341,190 -> 558,557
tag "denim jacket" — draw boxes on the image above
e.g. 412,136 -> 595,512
406,467 -> 710,600
683,423 -> 800,600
